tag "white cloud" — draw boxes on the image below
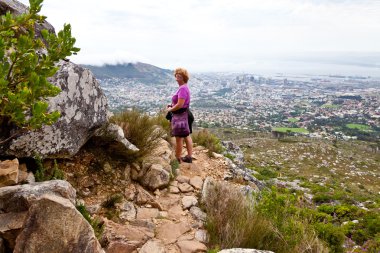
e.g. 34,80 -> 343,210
17,0 -> 380,75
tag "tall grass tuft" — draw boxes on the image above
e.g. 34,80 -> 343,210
204,182 -> 273,249
151,109 -> 171,140
204,182 -> 328,253
76,203 -> 104,239
192,129 -> 224,156
110,108 -> 166,162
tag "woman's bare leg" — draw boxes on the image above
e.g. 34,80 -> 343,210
175,137 -> 183,161
184,135 -> 193,157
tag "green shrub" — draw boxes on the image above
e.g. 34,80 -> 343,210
34,156 -> 65,182
314,222 -> 345,253
110,108 -> 166,162
0,0 -> 79,142
224,153 -> 235,161
34,155 -> 46,182
76,203 -> 104,239
192,129 -> 224,156
170,159 -> 180,177
318,204 -> 335,215
313,193 -> 334,204
256,167 -> 278,180
255,188 -> 328,253
51,160 -> 65,180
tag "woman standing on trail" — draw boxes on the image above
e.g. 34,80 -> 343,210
166,68 -> 194,163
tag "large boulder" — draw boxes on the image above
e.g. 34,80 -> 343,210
0,180 -> 104,253
0,0 -> 137,159
0,180 -> 76,212
1,61 -> 109,158
14,195 -> 103,253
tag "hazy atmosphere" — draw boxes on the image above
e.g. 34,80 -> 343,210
20,0 -> 380,76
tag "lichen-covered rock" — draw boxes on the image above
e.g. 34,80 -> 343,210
13,195 -> 104,253
0,159 -> 19,187
1,61 -> 108,158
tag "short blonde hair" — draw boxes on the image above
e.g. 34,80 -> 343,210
174,68 -> 189,83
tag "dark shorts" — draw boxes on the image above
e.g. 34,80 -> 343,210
169,108 -> 194,137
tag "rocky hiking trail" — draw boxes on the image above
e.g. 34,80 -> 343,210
101,145 -> 230,253
60,139 -> 254,253
1,136 -> 263,253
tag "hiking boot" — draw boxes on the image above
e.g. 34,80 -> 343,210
181,155 -> 192,163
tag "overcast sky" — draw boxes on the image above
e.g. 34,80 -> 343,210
19,0 -> 380,75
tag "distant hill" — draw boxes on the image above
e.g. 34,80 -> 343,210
82,62 -> 173,83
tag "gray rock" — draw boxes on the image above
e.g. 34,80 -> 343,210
13,195 -> 104,253
141,164 -> 170,190
195,230 -> 209,243
189,206 -> 207,222
201,177 -> 216,204
0,180 -> 76,212
0,2 -> 134,160
118,201 -> 136,221
0,159 -> 19,187
218,249 -> 274,253
222,141 -> 245,165
1,61 -> 109,159
92,123 -> 138,155
221,141 -> 265,189
182,196 -> 198,209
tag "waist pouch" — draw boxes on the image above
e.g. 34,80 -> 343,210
171,109 -> 190,136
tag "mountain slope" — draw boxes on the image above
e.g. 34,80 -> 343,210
82,62 -> 173,83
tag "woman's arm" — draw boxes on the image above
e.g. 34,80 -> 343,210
168,98 -> 185,112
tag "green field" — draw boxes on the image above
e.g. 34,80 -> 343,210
272,127 -> 309,133
288,118 -> 300,123
346,123 -> 372,131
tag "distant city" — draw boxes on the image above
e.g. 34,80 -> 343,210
88,64 -> 380,142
